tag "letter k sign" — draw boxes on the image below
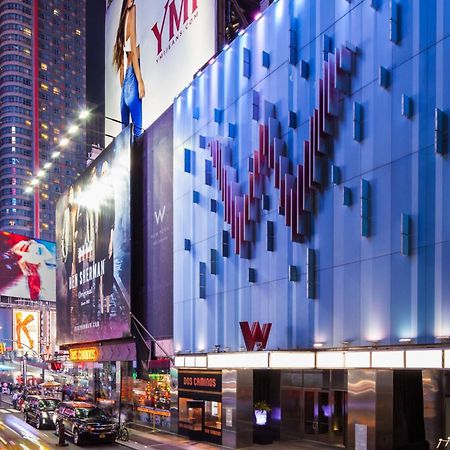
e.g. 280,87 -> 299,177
15,312 -> 35,351
239,321 -> 272,351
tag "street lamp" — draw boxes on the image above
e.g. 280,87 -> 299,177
68,124 -> 79,135
79,109 -> 90,120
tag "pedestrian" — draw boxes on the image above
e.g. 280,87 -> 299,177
12,391 -> 18,409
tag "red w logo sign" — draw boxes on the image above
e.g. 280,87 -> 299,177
50,361 -> 63,372
239,321 -> 272,351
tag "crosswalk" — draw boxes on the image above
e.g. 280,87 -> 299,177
0,408 -> 20,414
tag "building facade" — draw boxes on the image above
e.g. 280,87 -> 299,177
173,0 -> 450,448
0,0 -> 87,240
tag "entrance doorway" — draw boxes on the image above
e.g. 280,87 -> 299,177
304,390 -> 346,445
180,400 -> 204,438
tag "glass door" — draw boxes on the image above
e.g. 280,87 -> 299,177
179,398 -> 205,439
303,390 -> 331,442
304,390 -> 316,436
303,390 -> 346,445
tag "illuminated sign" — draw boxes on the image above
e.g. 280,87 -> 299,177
0,233 -> 55,301
56,127 -> 131,346
105,0 -> 216,137
13,309 -> 40,355
239,321 -> 272,351
0,343 -> 5,355
178,371 -> 221,393
69,347 -> 98,362
50,361 -> 63,372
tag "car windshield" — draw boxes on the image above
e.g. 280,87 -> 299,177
75,407 -> 107,419
39,399 -> 59,410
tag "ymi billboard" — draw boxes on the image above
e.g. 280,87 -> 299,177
105,0 -> 216,140
0,232 -> 55,301
56,127 -> 131,345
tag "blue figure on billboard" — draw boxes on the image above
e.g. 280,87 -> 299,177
113,0 -> 145,137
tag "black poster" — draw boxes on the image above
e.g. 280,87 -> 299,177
144,107 -> 173,340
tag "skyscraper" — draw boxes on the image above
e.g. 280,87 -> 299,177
0,0 -> 87,241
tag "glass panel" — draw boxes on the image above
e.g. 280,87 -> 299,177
331,370 -> 347,390
204,401 -> 221,430
303,371 -> 323,389
318,392 -> 330,435
95,361 -> 117,415
120,370 -> 171,431
331,391 -> 345,443
304,391 -> 315,435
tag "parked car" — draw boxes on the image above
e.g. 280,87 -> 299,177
54,401 -> 117,445
24,395 -> 60,429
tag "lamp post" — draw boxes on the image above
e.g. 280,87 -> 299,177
22,352 -> 28,389
0,339 -> 45,386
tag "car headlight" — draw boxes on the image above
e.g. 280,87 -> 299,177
41,412 -> 48,419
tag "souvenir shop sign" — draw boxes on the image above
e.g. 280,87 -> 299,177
69,347 -> 99,362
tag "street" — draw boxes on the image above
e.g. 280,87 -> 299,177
0,402 -> 118,449
0,399 -> 221,450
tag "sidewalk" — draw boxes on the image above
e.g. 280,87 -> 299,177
117,427 -> 342,450
0,393 -> 12,406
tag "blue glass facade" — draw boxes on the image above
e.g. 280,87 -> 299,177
173,0 -> 450,355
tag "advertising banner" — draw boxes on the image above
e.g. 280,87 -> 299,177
0,308 -> 12,349
0,232 -> 55,301
105,0 -> 216,140
43,309 -> 57,358
56,127 -> 131,345
13,309 -> 39,355
144,107 -> 173,339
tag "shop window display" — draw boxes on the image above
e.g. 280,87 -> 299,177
95,362 -> 117,416
66,361 -> 119,416
121,372 -> 171,431
204,400 -> 222,436
71,364 -> 94,402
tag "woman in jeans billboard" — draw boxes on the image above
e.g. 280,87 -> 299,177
113,0 -> 145,137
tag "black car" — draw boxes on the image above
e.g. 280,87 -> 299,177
24,396 -> 60,429
54,401 -> 117,445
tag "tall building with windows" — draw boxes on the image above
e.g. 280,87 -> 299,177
0,0 -> 87,240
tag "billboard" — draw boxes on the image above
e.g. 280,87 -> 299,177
0,232 -> 56,301
13,309 -> 39,355
0,309 -> 12,348
56,127 -> 131,345
43,309 -> 57,358
105,0 -> 216,140
144,107 -> 173,339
